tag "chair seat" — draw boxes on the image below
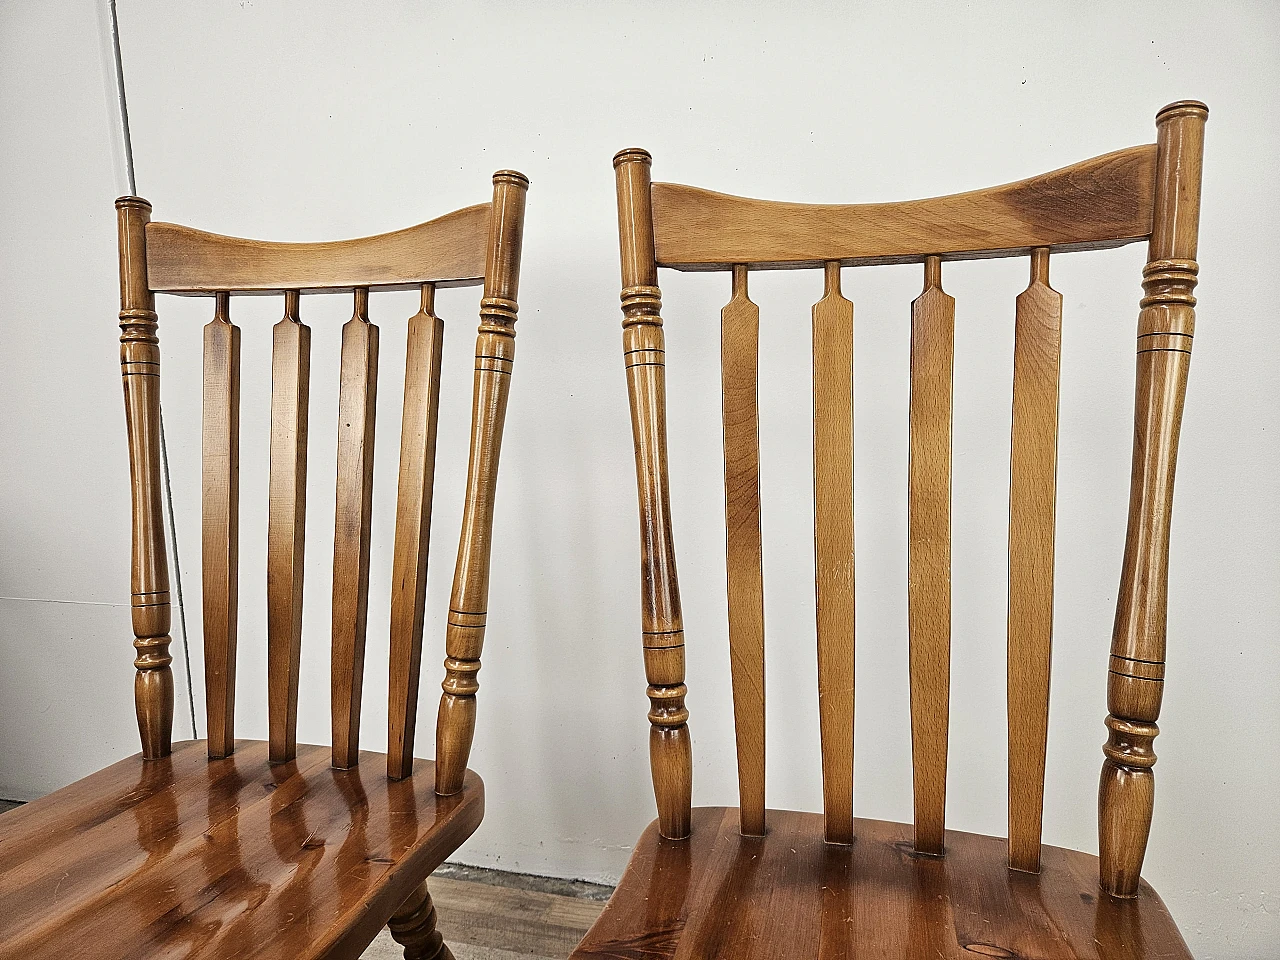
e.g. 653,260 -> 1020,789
0,740 -> 483,960
570,807 -> 1190,960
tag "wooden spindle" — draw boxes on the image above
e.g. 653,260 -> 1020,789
1007,248 -> 1063,872
812,260 -> 856,845
202,291 -> 240,759
908,255 -> 955,856
721,264 -> 766,837
267,290 -> 311,764
614,148 -> 691,839
331,288 -> 379,769
1099,100 -> 1207,898
435,170 -> 529,795
116,196 -> 174,760
387,284 -> 446,781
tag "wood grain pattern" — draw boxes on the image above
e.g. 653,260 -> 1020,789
0,741 -> 483,960
812,261 -> 856,845
145,203 -> 490,294
1007,248 -> 1064,873
1100,100 -> 1207,898
267,292 -> 311,764
436,172 -> 529,795
202,291 -> 240,760
907,256 -> 955,856
331,289 -> 379,770
569,807 -> 1192,960
117,196 -> 174,760
388,285 -> 446,781
652,145 -> 1157,271
615,149 -> 692,839
607,101 -> 1206,947
720,265 -> 766,837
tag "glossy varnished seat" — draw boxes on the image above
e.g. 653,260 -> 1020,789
572,809 -> 1187,960
600,101 -> 1207,960
0,741 -> 482,959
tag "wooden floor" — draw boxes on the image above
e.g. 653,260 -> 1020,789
361,864 -> 609,960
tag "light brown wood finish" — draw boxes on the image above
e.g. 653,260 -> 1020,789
117,196 -> 174,760
332,288 -> 380,770
435,171 -> 530,795
720,264 -> 766,837
267,291 -> 311,764
1007,247 -> 1064,873
812,260 -> 856,845
146,203 -> 489,293
650,144 -> 1157,271
569,808 -> 1192,960
908,255 -> 955,856
0,741 -> 483,960
607,103 -> 1206,952
388,882 -> 455,960
90,172 -> 527,959
387,284 -> 446,781
1100,100 -> 1207,898
202,291 -> 241,759
615,148 -> 693,840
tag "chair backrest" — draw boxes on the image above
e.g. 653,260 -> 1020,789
612,101 -> 1206,898
116,170 -> 528,796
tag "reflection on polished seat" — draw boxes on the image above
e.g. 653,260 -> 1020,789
0,741 -> 482,960
571,808 -> 1187,960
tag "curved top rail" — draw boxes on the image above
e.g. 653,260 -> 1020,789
145,202 -> 490,294
651,144 -> 1157,271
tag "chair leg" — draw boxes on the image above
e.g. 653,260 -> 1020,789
388,880 -> 454,960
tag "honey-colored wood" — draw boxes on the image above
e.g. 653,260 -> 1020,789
812,261 -> 856,845
908,256 -> 955,856
267,292 -> 311,765
569,807 -> 1192,960
387,284 -> 446,781
609,103 -> 1205,949
615,148 -> 692,840
98,175 -> 527,958
720,264 -> 766,837
202,291 -> 240,759
117,196 -> 174,761
1007,248 -> 1064,873
650,144 -> 1158,271
388,881 -> 456,960
435,171 -> 530,796
145,203 -> 490,294
1100,100 -> 1207,898
0,741 -> 483,960
331,288 -> 379,770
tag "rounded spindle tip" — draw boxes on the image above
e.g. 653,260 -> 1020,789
1156,100 -> 1208,124
492,169 -> 530,188
614,147 -> 653,169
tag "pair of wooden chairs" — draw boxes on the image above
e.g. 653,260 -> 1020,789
0,100 -> 1206,959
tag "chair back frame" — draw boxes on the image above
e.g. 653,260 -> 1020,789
116,171 -> 529,797
613,101 -> 1206,898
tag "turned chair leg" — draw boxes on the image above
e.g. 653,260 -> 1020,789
388,881 -> 454,960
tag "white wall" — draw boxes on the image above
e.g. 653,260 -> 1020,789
1,2 -> 1276,957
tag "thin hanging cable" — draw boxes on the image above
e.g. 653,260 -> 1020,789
109,0 -> 198,738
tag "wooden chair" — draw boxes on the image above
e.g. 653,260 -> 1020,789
582,101 -> 1206,959
0,170 -> 528,959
